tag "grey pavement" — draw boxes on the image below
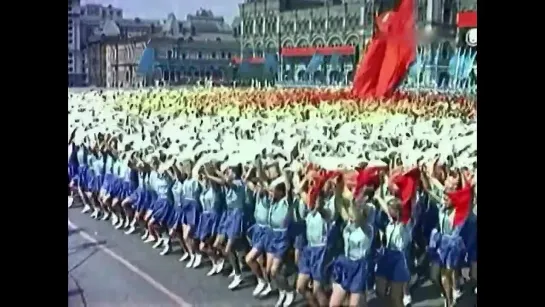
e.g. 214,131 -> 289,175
68,207 -> 476,307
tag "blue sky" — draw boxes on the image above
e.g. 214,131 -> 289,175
82,0 -> 240,23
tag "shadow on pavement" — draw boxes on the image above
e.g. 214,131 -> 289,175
68,288 -> 83,297
68,228 -> 85,237
68,240 -> 107,255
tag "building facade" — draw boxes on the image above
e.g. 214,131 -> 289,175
68,0 -> 85,87
85,23 -> 152,87
234,0 -> 461,84
140,10 -> 240,85
79,3 -> 161,87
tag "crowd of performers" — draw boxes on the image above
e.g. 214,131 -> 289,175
68,88 -> 477,307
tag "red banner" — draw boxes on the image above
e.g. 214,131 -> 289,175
457,11 -> 477,28
281,45 -> 355,57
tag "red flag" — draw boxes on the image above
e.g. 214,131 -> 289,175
351,0 -> 416,98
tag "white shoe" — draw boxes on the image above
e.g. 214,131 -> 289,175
474,287 -> 477,295
283,291 -> 295,307
90,209 -> 99,219
228,275 -> 243,290
81,205 -> 91,214
160,241 -> 171,256
228,269 -> 236,278
259,283 -> 272,297
111,215 -> 118,226
152,238 -> 163,249
101,212 -> 110,221
68,197 -> 74,208
453,289 -> 463,302
123,218 -> 131,229
186,255 -> 195,268
115,219 -> 124,229
179,252 -> 189,262
252,279 -> 267,296
192,254 -> 202,268
144,236 -> 156,244
207,263 -> 218,276
215,259 -> 224,274
275,290 -> 286,307
403,294 -> 412,306
125,225 -> 136,235
141,230 -> 149,240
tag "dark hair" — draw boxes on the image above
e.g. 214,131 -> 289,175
231,163 -> 243,179
362,186 -> 375,199
274,182 -> 286,195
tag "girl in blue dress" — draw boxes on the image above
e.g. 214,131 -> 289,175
139,158 -> 158,243
74,139 -> 90,211
163,161 -> 185,254
88,145 -> 106,219
421,163 -> 475,307
118,152 -> 139,230
147,158 -> 175,255
164,161 -> 190,258
207,162 -> 247,291
244,160 -> 274,297
80,142 -> 99,216
266,172 -> 297,307
179,160 -> 203,268
197,163 -> 226,276
67,129 -> 78,201
107,152 -> 126,228
374,166 -> 420,307
125,157 -> 151,235
329,173 -> 375,307
296,170 -> 339,307
99,137 -> 117,221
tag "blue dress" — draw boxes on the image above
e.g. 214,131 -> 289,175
150,173 -> 174,225
167,179 -> 184,229
332,222 -> 374,293
218,179 -> 246,239
181,178 -> 202,228
196,185 -> 224,241
427,186 -> 477,269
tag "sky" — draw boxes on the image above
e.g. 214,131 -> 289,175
82,0 -> 240,23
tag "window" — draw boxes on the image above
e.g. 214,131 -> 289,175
117,11 -> 122,17
69,52 -> 73,58
69,26 -> 73,31
68,59 -> 73,64
221,51 -> 226,59
216,37 -> 221,42
69,67 -> 74,72
211,52 -> 216,59
167,50 -> 173,59
227,52 -> 232,59
198,52 -> 202,59
182,53 -> 187,60
68,19 -> 73,26
81,9 -> 86,15
69,39 -> 73,44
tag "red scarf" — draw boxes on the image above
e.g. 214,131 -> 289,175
307,170 -> 340,209
447,184 -> 473,227
390,167 -> 420,224
353,166 -> 383,197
